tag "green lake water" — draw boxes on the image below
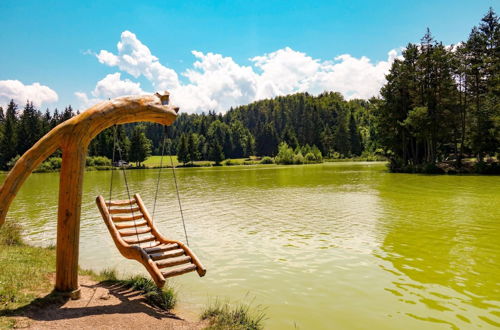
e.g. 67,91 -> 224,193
1,162 -> 499,329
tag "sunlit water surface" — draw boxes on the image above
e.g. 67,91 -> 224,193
1,162 -> 499,329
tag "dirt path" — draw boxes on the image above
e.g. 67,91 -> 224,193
11,276 -> 206,329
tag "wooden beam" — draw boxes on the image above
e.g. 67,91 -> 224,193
0,93 -> 178,296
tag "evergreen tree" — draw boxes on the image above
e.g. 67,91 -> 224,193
0,100 -> 18,169
349,113 -> 362,156
177,134 -> 190,165
128,125 -> 152,166
17,101 -> 42,155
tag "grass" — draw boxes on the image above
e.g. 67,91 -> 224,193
0,223 -> 176,328
144,155 -> 262,168
201,299 -> 266,330
82,268 -> 177,311
0,222 -> 57,328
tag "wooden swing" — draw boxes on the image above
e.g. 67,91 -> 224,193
96,194 -> 205,288
96,122 -> 205,288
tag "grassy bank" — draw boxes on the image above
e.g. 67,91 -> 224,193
0,222 -> 57,328
201,299 -> 265,330
0,223 -> 177,328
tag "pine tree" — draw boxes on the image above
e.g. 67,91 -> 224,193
177,134 -> 190,165
349,113 -> 362,156
128,125 -> 152,166
0,100 -> 19,169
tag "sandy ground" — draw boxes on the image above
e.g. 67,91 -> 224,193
11,276 -> 206,329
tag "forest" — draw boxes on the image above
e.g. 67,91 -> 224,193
0,8 -> 497,173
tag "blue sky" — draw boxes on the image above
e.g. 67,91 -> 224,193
0,0 -> 497,112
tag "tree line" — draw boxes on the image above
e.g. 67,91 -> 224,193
0,8 -> 497,172
378,8 -> 499,172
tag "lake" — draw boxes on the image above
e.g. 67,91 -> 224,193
1,162 -> 499,329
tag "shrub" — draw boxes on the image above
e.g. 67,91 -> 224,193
6,155 -> 20,170
311,145 -> 323,162
305,152 -> 316,163
92,156 -> 111,166
260,156 -> 274,164
293,152 -> 305,164
275,142 -> 294,165
48,157 -> 62,169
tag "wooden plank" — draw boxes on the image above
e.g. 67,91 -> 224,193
106,199 -> 136,207
162,264 -> 197,278
114,220 -> 148,230
112,214 -> 143,222
143,243 -> 179,254
123,235 -> 157,245
149,248 -> 185,261
109,206 -> 141,214
119,227 -> 152,237
155,255 -> 191,268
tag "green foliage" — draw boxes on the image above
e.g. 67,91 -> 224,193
128,125 -> 152,166
377,9 -> 500,171
274,142 -> 295,165
6,155 -> 20,170
260,156 -> 274,164
201,299 -> 266,330
275,142 -> 323,165
177,134 -> 190,165
293,152 -> 305,164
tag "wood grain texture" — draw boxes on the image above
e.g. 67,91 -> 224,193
0,93 -> 178,294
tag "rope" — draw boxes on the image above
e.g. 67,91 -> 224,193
108,125 -> 118,210
152,126 -> 168,221
169,146 -> 190,246
115,138 -> 142,247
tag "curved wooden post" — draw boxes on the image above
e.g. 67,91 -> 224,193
0,92 -> 178,297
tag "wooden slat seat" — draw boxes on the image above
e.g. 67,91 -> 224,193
150,248 -> 185,261
143,243 -> 179,254
109,206 -> 141,214
162,264 -> 197,278
123,235 -> 157,245
112,214 -> 143,222
106,199 -> 136,206
119,227 -> 152,236
96,193 -> 206,288
114,220 -> 148,230
155,255 -> 192,268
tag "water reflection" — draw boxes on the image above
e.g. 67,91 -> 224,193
375,173 -> 500,328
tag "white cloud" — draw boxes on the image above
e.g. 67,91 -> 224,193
86,30 -> 399,113
0,80 -> 58,108
96,31 -> 179,91
75,72 -> 145,108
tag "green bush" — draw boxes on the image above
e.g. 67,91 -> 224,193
293,152 -> 305,164
260,156 -> 274,164
275,142 -> 295,165
48,157 -> 62,169
6,155 -> 20,170
305,152 -> 316,163
92,156 -> 111,166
